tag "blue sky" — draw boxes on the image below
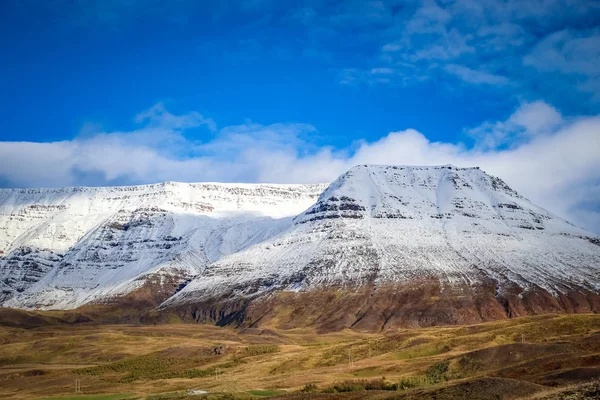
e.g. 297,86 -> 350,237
1,0 -> 599,232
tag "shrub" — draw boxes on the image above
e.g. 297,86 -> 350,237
425,360 -> 450,384
300,383 -> 318,393
397,375 -> 429,390
322,378 -> 398,393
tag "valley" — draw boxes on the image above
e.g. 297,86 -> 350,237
1,311 -> 600,399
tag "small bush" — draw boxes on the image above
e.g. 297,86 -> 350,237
300,383 -> 318,393
322,382 -> 365,393
23,369 -> 45,376
425,360 -> 450,384
322,378 -> 398,393
397,375 -> 429,390
247,390 -> 286,397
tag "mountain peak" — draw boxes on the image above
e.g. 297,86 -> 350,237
296,163 -> 521,224
161,164 -> 599,330
347,164 -> 481,172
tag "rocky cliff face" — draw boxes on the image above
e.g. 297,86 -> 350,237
2,165 -> 600,331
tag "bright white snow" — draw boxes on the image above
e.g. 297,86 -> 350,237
166,165 -> 600,306
0,181 -> 326,309
2,165 -> 599,311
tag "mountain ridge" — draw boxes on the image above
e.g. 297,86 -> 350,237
0,181 -> 327,309
1,164 -> 599,330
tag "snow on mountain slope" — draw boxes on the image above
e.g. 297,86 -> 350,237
166,165 -> 600,310
3,164 -> 600,327
0,182 -> 326,309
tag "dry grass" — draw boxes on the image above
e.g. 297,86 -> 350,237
1,313 -> 600,399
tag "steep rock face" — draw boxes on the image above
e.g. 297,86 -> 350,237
164,165 -> 600,330
0,182 -> 326,308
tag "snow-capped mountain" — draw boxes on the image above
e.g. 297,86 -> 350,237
0,182 -> 326,309
164,165 -> 600,330
2,165 -> 599,330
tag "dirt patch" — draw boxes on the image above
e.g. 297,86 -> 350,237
543,367 -> 600,384
536,379 -> 600,400
270,392 -> 391,400
390,377 -> 548,400
268,378 -> 547,400
457,343 -> 572,375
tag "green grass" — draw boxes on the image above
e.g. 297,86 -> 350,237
393,342 -> 451,360
40,394 -> 135,400
425,360 -> 450,384
247,390 -> 286,397
146,392 -> 255,400
243,345 -> 280,357
75,354 -> 243,383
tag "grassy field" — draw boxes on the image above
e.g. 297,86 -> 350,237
40,395 -> 135,400
1,312 -> 600,399
247,390 -> 287,397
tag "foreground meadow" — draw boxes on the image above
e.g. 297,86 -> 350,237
1,311 -> 600,399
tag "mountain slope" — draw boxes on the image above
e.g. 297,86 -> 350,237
2,165 -> 599,331
163,165 -> 600,330
0,182 -> 326,309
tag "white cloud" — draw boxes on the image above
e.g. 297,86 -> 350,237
524,29 -> 600,77
405,0 -> 451,35
509,101 -> 563,133
134,102 -> 216,131
467,100 -> 563,148
523,29 -> 600,102
337,68 -> 398,85
336,0 -> 600,101
370,67 -> 395,74
0,102 -> 599,233
337,68 -> 361,85
444,64 -> 510,85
